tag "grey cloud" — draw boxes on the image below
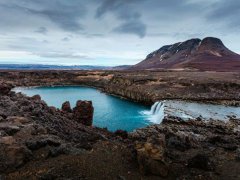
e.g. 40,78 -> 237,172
42,40 -> 49,43
35,27 -> 48,34
95,0 -> 141,18
96,0 -> 147,38
0,0 -> 87,32
62,37 -> 70,42
113,20 -> 146,38
207,0 -> 240,29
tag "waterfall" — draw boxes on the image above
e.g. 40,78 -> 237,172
141,101 -> 165,124
155,102 -> 163,114
151,101 -> 165,123
150,101 -> 159,114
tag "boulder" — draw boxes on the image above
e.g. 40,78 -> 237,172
0,83 -> 12,95
31,94 -> 41,101
73,100 -> 94,126
25,136 -> 61,151
0,144 -> 32,172
61,101 -> 72,113
135,135 -> 169,177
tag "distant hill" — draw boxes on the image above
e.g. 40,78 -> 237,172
130,37 -> 240,71
0,64 -> 113,70
110,65 -> 131,70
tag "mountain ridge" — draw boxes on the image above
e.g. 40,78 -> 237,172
131,37 -> 240,71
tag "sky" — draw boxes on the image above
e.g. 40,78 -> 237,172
0,0 -> 239,66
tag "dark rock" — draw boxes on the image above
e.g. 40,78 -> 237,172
0,83 -> 12,95
49,106 -> 57,114
0,124 -> 20,136
188,154 -> 215,171
135,135 -> 169,177
114,130 -> 128,139
167,135 -> 191,151
25,136 -> 61,151
73,100 -> 94,126
236,148 -> 240,161
117,175 -> 126,180
31,94 -> 41,101
61,101 -> 72,113
0,145 -> 32,172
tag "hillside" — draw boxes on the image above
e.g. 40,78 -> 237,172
131,37 -> 240,71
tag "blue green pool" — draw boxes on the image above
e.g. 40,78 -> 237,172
14,86 -> 151,131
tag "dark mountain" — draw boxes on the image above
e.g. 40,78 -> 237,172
131,37 -> 240,71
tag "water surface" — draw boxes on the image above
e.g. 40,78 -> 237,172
15,86 -> 151,131
14,86 -> 240,131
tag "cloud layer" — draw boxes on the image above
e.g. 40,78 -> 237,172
0,0 -> 239,65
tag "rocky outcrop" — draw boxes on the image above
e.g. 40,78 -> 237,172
73,100 -> 94,126
61,101 -> 72,113
0,92 -> 111,174
0,83 -> 12,95
130,117 -> 240,179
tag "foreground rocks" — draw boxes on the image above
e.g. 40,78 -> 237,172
130,117 -> 240,179
1,78 -> 240,179
0,91 -> 112,174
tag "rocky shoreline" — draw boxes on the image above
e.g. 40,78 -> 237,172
1,70 -> 240,106
0,70 -> 240,179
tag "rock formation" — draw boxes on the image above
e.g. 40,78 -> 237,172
73,100 -> 94,126
130,117 -> 240,178
0,83 -> 12,95
61,101 -> 72,113
131,37 -> 240,71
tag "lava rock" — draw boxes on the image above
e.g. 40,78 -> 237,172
31,94 -> 41,101
135,135 -> 169,177
61,101 -> 72,113
0,83 -> 12,95
0,144 -> 32,172
114,130 -> 128,139
188,154 -> 215,171
25,136 -> 61,151
73,100 -> 94,126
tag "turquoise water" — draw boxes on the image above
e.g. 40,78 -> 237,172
15,86 -> 151,132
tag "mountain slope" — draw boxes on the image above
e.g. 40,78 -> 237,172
131,37 -> 240,71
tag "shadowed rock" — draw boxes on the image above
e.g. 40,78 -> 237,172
0,83 -> 12,95
31,94 -> 41,101
188,154 -> 215,171
61,101 -> 72,113
73,100 -> 94,126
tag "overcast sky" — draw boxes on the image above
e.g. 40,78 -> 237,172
0,0 -> 239,66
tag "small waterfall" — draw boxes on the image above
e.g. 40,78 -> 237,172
141,101 -> 165,124
150,101 -> 159,114
154,102 -> 163,114
150,101 -> 165,123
